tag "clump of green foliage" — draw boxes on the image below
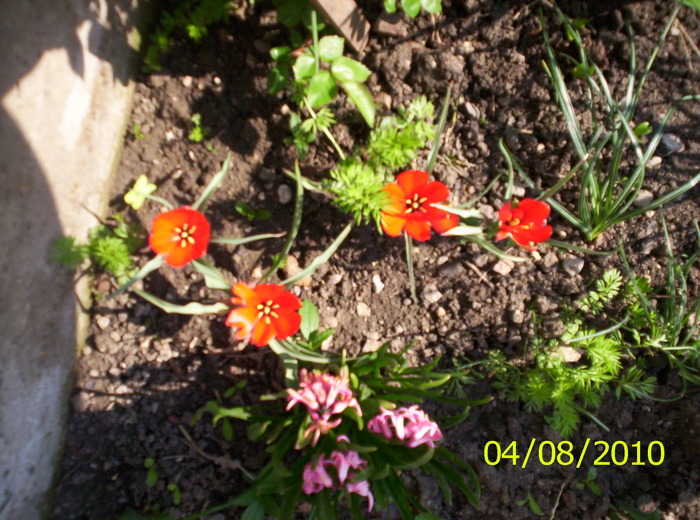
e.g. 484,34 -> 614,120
51,215 -> 144,282
323,96 -> 437,228
143,0 -> 234,71
383,0 -> 442,19
621,219 -> 700,386
484,269 -> 656,437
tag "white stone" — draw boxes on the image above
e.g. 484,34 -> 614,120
562,256 -> 584,276
277,184 -> 293,204
372,274 -> 385,294
492,259 -> 514,276
633,189 -> 654,207
357,302 -> 371,317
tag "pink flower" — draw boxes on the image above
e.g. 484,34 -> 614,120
302,458 -> 334,494
302,450 -> 373,512
367,405 -> 443,448
286,368 -> 362,446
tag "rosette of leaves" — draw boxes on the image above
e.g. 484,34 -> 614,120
272,35 -> 375,127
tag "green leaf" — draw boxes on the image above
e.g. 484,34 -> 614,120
270,46 -> 291,60
241,501 -> 266,520
235,201 -> 272,221
191,259 -> 231,290
633,121 -> 652,136
307,70 -> 338,108
192,153 -> 231,211
401,0 -> 422,18
331,56 -> 371,83
383,0 -> 397,13
276,0 -> 307,26
341,80 -> 375,127
421,0 -> 442,13
318,35 -> 344,62
124,175 -> 157,210
133,289 -> 229,315
50,236 -> 87,268
299,299 -> 319,339
146,467 -> 158,487
293,54 -> 316,80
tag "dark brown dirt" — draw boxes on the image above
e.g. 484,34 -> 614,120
51,1 -> 700,519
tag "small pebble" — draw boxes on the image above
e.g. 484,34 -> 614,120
436,307 -> 447,318
562,256 -> 584,276
647,156 -> 662,169
181,75 -> 193,87
464,102 -> 480,120
96,316 -> 110,330
633,189 -> 654,207
511,185 -> 526,197
478,204 -> 496,221
492,259 -> 514,276
372,274 -> 385,294
357,302 -> 371,317
327,273 -> 344,285
422,284 -> 442,304
552,346 -> 582,363
660,133 -> 684,156
277,184 -> 293,204
88,369 -> 100,378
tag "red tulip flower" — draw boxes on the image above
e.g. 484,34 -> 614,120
496,198 -> 552,250
380,170 -> 458,242
149,206 -> 211,267
225,282 -> 302,347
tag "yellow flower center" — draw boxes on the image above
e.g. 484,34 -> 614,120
173,223 -> 197,248
256,299 -> 281,324
404,194 -> 428,214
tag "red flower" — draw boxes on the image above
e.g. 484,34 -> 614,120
225,283 -> 302,347
149,206 -> 211,267
496,198 -> 552,250
380,170 -> 458,242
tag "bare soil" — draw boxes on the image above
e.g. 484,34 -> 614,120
51,1 -> 700,519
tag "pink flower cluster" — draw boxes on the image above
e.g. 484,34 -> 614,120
302,445 -> 373,511
367,405 -> 443,448
286,368 -> 362,446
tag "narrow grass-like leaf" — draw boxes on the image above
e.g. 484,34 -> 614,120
192,259 -> 231,290
280,222 -> 354,286
192,153 -> 231,211
133,289 -> 229,314
210,232 -> 285,246
263,162 -> 304,281
425,85 -> 451,175
112,255 -> 164,297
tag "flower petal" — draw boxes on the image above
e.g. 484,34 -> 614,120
273,290 -> 303,311
250,320 -> 276,347
271,308 -> 302,340
403,218 -> 432,242
225,307 -> 259,340
381,212 -> 406,237
253,283 -> 287,303
497,201 -> 513,223
231,282 -> 260,307
518,198 -> 550,223
424,206 -> 458,234
396,170 -> 429,196
417,180 -> 449,204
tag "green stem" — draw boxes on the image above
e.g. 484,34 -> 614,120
311,9 -> 320,74
404,232 -> 416,301
303,98 -> 346,160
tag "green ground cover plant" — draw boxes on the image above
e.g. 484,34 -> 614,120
509,4 -> 700,240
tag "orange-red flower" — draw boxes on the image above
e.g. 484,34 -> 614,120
149,206 -> 211,267
225,283 -> 302,347
380,170 -> 458,242
496,198 -> 552,250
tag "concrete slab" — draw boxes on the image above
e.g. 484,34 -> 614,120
0,1 -> 143,518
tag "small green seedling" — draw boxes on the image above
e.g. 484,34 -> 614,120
517,492 -> 543,515
576,467 -> 602,496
